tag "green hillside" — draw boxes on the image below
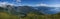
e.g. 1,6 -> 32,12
0,12 -> 60,19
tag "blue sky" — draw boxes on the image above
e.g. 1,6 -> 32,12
0,0 -> 21,6
21,0 -> 60,6
0,0 -> 60,7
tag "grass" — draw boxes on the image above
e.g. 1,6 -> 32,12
0,12 -> 60,19
0,12 -> 18,19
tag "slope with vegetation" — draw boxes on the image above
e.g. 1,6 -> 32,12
0,5 -> 60,19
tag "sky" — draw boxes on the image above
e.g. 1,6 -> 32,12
0,0 -> 60,7
21,0 -> 60,7
0,0 -> 21,6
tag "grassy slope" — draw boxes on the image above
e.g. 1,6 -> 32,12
0,12 -> 18,19
0,12 -> 60,19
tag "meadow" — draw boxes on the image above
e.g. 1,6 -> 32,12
0,11 -> 60,19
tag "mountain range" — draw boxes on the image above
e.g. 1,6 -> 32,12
0,5 -> 60,14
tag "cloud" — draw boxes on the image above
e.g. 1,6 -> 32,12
36,3 -> 48,6
0,2 -> 14,5
36,3 -> 60,13
36,3 -> 60,7
49,4 -> 60,7
0,2 -> 14,8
